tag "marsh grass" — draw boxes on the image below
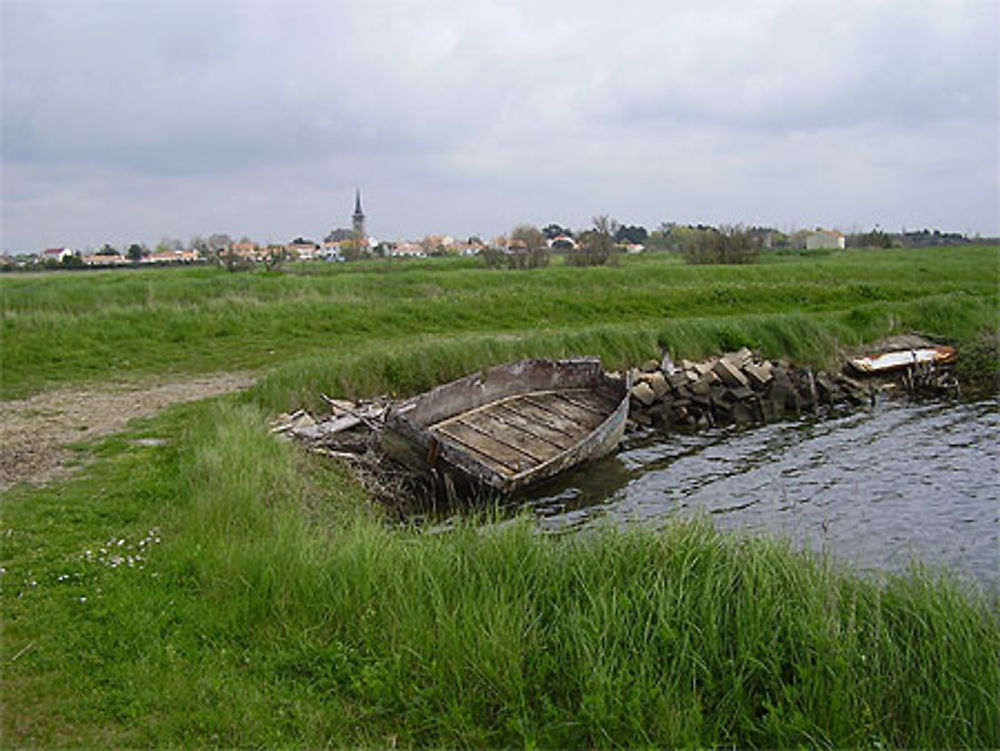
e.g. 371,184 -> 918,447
251,292 -> 996,413
3,246 -> 999,746
3,401 -> 998,747
2,246 -> 996,399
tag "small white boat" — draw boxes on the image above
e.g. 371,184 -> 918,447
849,346 -> 957,374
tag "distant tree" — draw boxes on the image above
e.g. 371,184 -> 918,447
325,228 -> 354,243
262,245 -> 287,272
568,215 -> 620,266
645,229 -> 670,252
864,227 -> 893,249
510,224 -> 546,251
749,227 -> 787,249
481,245 -> 508,269
220,248 -> 253,272
190,235 -> 210,256
208,233 -> 233,253
60,253 -> 84,268
158,236 -> 183,253
99,243 -> 120,256
508,224 -> 550,269
683,224 -> 760,265
614,224 -> 648,245
542,224 -> 573,240
340,237 -> 363,261
126,243 -> 145,263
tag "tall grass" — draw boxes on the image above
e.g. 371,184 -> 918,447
5,400 -> 996,747
4,246 -> 999,746
251,293 -> 997,413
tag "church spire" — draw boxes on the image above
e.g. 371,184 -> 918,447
352,188 -> 366,241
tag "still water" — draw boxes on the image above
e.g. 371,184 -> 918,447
521,397 -> 999,590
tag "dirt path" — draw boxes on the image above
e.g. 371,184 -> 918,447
0,372 -> 258,493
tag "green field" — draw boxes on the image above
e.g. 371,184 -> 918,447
3,247 -> 999,747
3,246 -> 997,402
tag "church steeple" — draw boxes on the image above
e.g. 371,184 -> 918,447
352,188 -> 366,241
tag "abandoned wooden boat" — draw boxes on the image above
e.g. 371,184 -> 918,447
381,357 -> 630,495
848,346 -> 957,374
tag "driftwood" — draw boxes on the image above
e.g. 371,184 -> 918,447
273,397 -> 438,512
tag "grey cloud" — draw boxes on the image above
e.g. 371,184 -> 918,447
2,0 -> 997,252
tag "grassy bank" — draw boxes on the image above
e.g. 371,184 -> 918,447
4,400 -> 997,747
4,246 -> 999,746
2,246 -> 997,399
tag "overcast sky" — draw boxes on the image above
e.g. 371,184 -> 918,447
2,0 -> 998,251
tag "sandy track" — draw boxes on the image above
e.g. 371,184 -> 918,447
0,372 -> 258,493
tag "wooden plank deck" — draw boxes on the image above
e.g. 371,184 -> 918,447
429,388 -> 619,478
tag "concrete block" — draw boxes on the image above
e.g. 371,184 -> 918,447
646,371 -> 670,398
693,360 -> 715,377
631,381 -> 657,406
713,358 -> 750,388
743,361 -> 773,389
689,375 -> 712,396
667,371 -> 689,389
734,347 -> 754,367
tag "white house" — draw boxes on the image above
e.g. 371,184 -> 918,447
391,241 -> 427,258
805,230 -> 846,250
41,247 -> 76,263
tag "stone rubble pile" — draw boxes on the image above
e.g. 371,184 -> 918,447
627,347 -> 873,432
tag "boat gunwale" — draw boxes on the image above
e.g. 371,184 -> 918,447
382,357 -> 630,492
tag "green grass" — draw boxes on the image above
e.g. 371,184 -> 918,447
3,400 -> 997,747
3,246 -> 999,746
2,246 -> 997,399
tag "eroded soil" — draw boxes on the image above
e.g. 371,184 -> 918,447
0,373 -> 257,493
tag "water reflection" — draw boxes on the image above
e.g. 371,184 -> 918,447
520,398 -> 1000,590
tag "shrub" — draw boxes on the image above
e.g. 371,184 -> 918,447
482,224 -> 551,271
568,216 -> 622,267
684,224 -> 761,265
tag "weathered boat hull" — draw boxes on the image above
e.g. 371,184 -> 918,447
381,357 -> 630,495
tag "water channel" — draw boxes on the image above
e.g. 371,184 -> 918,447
519,396 -> 999,592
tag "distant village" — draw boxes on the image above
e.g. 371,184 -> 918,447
1,190 -> 987,271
